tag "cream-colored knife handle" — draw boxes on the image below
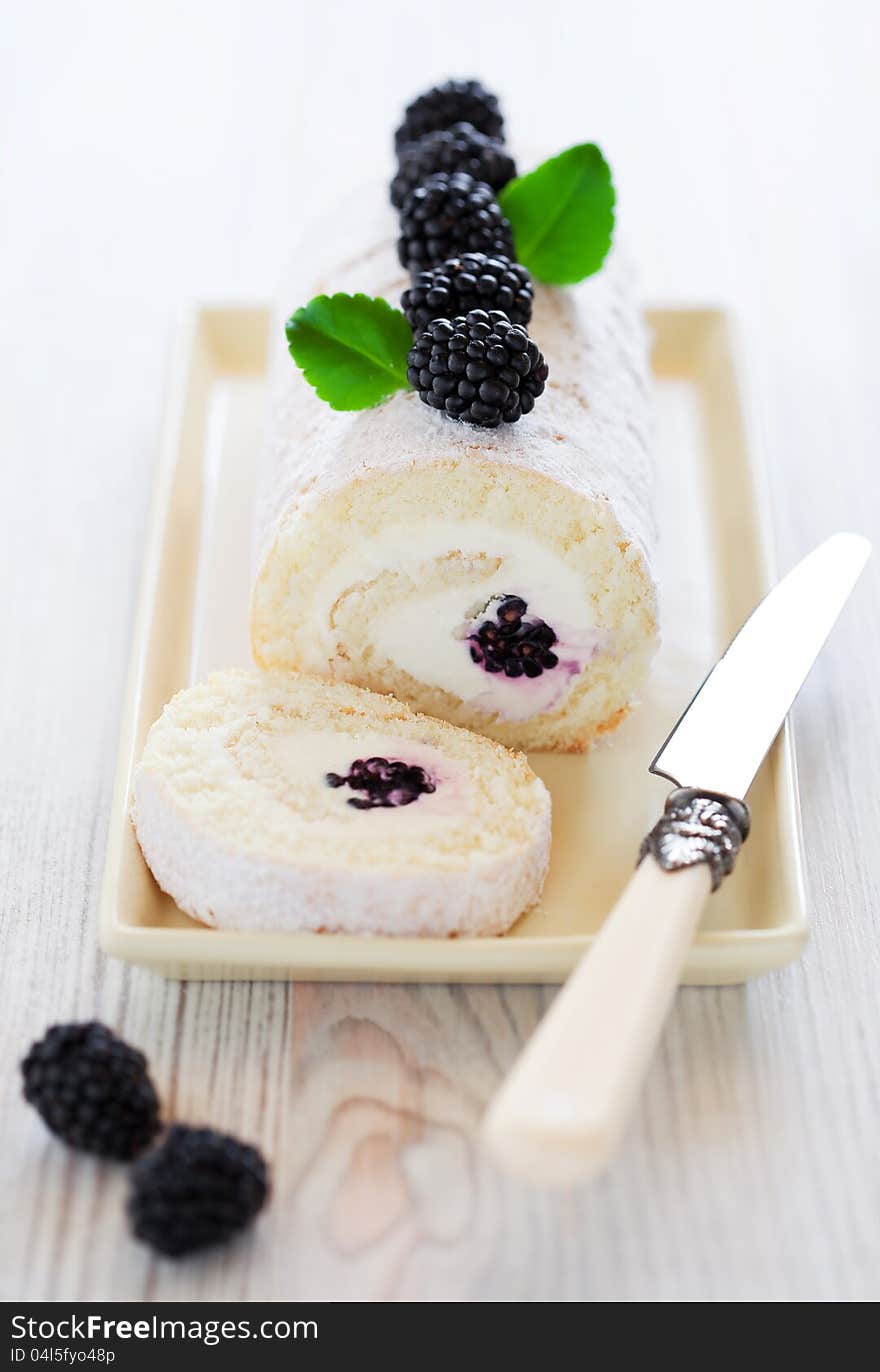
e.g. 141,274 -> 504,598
482,856 -> 711,1187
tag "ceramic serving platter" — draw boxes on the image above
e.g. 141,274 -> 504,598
99,305 -> 807,983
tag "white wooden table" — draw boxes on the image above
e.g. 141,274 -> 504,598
2,0 -> 878,1302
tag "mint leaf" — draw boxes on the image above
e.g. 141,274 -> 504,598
499,144 -> 615,285
285,294 -> 412,411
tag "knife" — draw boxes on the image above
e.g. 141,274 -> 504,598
482,532 -> 871,1186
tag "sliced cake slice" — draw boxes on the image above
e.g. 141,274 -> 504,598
132,669 -> 551,937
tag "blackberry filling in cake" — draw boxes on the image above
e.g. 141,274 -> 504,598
467,595 -> 559,679
326,757 -> 437,809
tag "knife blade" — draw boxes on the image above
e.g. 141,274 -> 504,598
650,532 -> 871,799
482,531 -> 871,1186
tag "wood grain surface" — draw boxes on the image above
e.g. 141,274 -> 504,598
1,0 -> 878,1302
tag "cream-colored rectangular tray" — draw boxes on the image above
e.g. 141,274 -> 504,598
99,305 -> 807,983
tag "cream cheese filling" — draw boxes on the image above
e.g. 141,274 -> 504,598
230,723 -> 465,831
304,519 -> 604,722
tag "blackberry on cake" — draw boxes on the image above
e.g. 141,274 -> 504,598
401,253 -> 534,333
397,172 -> 515,273
394,79 -> 503,151
407,310 -> 549,427
21,1021 -> 161,1159
129,1125 -> 269,1257
132,669 -> 551,936
391,123 -> 516,209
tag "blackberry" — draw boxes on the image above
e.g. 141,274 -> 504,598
397,172 -> 514,274
394,80 -> 503,152
326,757 -> 436,810
468,595 -> 560,678
129,1125 -> 269,1257
21,1022 -> 161,1160
406,310 -> 549,428
401,253 -> 533,333
391,123 -> 516,209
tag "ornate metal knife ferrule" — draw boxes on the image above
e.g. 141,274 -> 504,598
639,788 -> 751,892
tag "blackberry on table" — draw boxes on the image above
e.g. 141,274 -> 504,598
129,1125 -> 269,1257
469,595 -> 560,679
394,80 -> 503,151
21,1021 -> 161,1160
391,122 -> 516,209
397,172 -> 515,274
326,757 -> 436,810
402,252 -> 533,333
407,309 -> 549,428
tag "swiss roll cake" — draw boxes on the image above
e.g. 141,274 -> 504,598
131,669 -> 551,937
251,239 -> 658,753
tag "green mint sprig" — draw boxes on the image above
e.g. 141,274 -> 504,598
287,145 -> 615,409
500,143 -> 615,285
285,294 -> 412,411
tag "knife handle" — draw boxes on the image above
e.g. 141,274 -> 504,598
481,791 -> 749,1187
481,857 -> 710,1185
